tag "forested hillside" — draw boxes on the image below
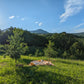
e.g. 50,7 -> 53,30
0,27 -> 84,84
0,27 -> 84,59
73,32 -> 84,37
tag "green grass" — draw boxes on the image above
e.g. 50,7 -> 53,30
0,55 -> 84,84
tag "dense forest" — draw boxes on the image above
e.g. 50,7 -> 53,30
0,27 -> 84,60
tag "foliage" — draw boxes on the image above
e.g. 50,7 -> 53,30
69,42 -> 84,59
50,32 -> 77,50
35,49 -> 44,57
44,41 -> 58,58
0,45 -> 4,54
0,27 -> 84,60
4,28 -> 28,61
35,49 -> 39,57
62,51 -> 69,58
23,30 -> 48,47
0,27 -> 14,44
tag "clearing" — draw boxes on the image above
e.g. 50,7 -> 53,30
0,55 -> 84,84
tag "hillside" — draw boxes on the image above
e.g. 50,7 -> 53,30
30,29 -> 49,34
0,27 -> 84,59
72,32 -> 84,37
0,27 -> 84,84
30,29 -> 84,37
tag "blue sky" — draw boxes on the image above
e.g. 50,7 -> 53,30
0,0 -> 84,33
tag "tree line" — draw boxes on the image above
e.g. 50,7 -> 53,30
0,27 -> 84,60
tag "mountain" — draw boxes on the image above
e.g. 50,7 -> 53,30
30,29 -> 49,34
72,32 -> 84,37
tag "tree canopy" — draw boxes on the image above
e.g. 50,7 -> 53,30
4,28 -> 28,61
0,27 -> 84,60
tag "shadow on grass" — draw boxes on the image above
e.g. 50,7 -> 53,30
18,58 -> 33,64
22,59 -> 33,64
15,66 -> 83,84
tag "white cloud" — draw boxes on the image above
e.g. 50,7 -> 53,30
35,21 -> 43,26
38,22 -> 43,26
21,18 -> 25,21
60,0 -> 84,23
9,16 -> 15,19
75,23 -> 84,28
75,28 -> 84,32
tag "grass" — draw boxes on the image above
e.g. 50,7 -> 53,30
0,55 -> 84,84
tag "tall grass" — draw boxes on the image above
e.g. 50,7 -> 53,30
0,55 -> 84,84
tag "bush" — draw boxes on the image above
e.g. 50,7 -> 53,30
35,49 -> 44,57
3,28 -> 28,63
45,48 -> 58,58
62,51 -> 70,59
44,41 -> 58,58
35,49 -> 39,57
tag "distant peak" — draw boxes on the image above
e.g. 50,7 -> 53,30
30,29 -> 49,34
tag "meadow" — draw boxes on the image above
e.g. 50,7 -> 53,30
0,55 -> 84,84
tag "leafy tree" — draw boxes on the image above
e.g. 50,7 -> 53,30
4,28 -> 28,62
70,42 -> 84,59
44,40 -> 58,58
23,30 -> 48,47
0,45 -> 4,54
0,27 -> 14,44
62,51 -> 70,59
35,49 -> 39,57
35,49 -> 44,57
50,32 -> 77,50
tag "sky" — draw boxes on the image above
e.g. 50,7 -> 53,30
0,0 -> 84,33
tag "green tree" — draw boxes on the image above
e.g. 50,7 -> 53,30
44,40 -> 58,58
35,49 -> 39,57
4,28 -> 28,62
70,42 -> 84,59
62,51 -> 70,59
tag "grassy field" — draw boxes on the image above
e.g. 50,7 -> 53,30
0,55 -> 84,84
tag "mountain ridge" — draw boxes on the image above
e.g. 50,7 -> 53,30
30,29 -> 49,34
72,32 -> 84,37
30,29 -> 84,37
1,28 -> 84,37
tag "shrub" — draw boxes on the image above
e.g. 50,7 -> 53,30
35,49 -> 39,57
44,41 -> 58,58
3,28 -> 28,63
